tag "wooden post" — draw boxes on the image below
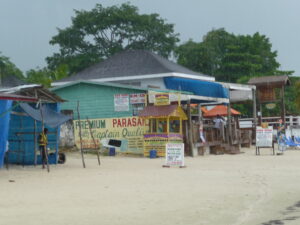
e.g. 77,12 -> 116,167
167,117 -> 170,134
77,101 -> 86,168
34,89 -> 38,166
281,86 -> 286,128
227,103 -> 232,145
252,88 -> 257,128
34,120 -> 37,166
252,88 -> 257,145
187,100 -> 195,156
86,117 -> 100,166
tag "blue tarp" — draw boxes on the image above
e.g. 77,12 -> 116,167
20,103 -> 71,128
0,100 -> 13,168
7,103 -> 64,166
164,77 -> 229,100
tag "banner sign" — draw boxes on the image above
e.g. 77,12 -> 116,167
114,94 -> 129,111
256,126 -> 273,147
154,93 -> 170,106
130,93 -> 145,104
74,117 -> 148,154
165,143 -> 184,167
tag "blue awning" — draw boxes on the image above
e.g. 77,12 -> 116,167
164,77 -> 229,100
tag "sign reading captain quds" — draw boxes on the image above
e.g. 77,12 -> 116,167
74,117 -> 148,154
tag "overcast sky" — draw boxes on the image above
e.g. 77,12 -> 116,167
0,0 -> 299,76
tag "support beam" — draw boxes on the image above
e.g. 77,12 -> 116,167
187,100 -> 195,157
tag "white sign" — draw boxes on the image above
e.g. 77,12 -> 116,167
114,94 -> 129,111
165,143 -> 184,167
130,93 -> 145,104
256,126 -> 273,147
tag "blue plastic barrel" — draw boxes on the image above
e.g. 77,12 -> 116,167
149,150 -> 157,158
109,148 -> 116,156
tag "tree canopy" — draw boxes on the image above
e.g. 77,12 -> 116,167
0,53 -> 24,81
47,3 -> 179,75
175,28 -> 292,83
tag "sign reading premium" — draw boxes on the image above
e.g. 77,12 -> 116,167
74,117 -> 148,154
114,94 -> 129,111
256,126 -> 273,147
130,93 -> 146,104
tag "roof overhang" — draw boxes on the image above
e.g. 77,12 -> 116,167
52,72 -> 215,87
0,94 -> 38,102
148,91 -> 229,105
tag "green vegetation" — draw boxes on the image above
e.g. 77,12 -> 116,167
0,4 -> 298,116
46,3 -> 179,76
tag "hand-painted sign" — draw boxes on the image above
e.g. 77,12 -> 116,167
74,117 -> 148,154
114,94 -> 129,111
165,143 -> 184,167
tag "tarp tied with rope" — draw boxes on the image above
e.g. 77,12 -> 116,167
19,103 -> 72,128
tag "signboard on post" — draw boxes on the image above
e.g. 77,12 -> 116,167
114,94 -> 129,111
256,126 -> 273,147
164,143 -> 185,167
154,93 -> 170,106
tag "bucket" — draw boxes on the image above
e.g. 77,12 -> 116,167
109,148 -> 116,156
149,150 -> 157,158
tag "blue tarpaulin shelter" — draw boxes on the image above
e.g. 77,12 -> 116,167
164,77 -> 229,101
0,100 -> 13,168
0,101 -> 71,168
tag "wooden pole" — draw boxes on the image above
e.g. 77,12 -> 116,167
227,103 -> 232,145
86,117 -> 100,166
187,100 -> 194,156
34,89 -> 38,166
77,101 -> 86,168
252,88 -> 257,145
40,101 -> 50,172
281,86 -> 286,128
34,120 -> 37,166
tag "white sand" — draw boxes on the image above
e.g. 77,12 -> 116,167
1,147 -> 300,225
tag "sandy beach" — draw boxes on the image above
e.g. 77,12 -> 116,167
1,147 -> 300,225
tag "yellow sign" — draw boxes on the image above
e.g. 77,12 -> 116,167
74,117 -> 148,154
154,93 -> 170,105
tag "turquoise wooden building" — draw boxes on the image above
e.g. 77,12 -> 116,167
51,80 -> 147,119
51,80 -> 149,153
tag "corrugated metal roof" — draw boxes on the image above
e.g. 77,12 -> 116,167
55,50 -> 212,83
0,75 -> 27,88
248,75 -> 290,86
204,105 -> 240,117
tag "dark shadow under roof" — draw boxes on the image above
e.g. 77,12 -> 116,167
57,50 -> 212,82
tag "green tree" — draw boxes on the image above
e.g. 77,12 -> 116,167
26,64 -> 68,87
0,53 -> 25,82
47,3 -> 179,75
175,28 -> 285,83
